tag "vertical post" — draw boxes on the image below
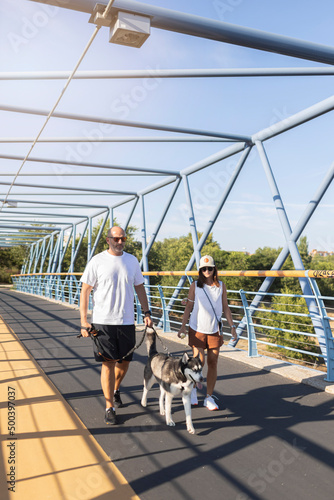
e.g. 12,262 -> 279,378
140,178 -> 181,267
134,290 -> 143,324
239,289 -> 259,357
182,174 -> 200,267
46,234 -> 54,273
27,243 -> 36,274
124,196 -> 139,231
51,233 -> 62,273
56,230 -> 64,273
88,211 -> 109,261
139,194 -> 150,302
69,224 -> 76,273
88,217 -> 92,262
158,284 -> 170,332
110,207 -> 114,227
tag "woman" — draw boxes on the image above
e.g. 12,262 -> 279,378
177,255 -> 237,410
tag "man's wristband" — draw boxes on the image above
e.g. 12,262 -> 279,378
144,310 -> 152,316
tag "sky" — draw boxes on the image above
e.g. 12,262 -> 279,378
1,0 -> 334,255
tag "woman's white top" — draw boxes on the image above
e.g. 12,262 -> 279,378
189,282 -> 223,334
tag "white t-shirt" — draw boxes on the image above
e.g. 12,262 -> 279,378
80,250 -> 144,325
189,282 -> 223,334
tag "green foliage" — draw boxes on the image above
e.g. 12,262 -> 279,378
0,245 -> 27,283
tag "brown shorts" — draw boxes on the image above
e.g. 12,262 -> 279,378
188,327 -> 224,350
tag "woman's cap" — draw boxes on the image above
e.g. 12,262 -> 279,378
199,255 -> 215,269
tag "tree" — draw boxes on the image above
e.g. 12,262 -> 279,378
0,245 -> 27,283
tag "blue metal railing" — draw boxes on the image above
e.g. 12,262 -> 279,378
11,273 -> 334,381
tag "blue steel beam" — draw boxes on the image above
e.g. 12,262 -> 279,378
256,140 -> 329,358
0,105 -> 251,143
182,175 -> 200,268
0,136 -> 230,143
3,67 -> 334,80
139,178 -> 182,266
69,219 -> 89,272
0,152 -> 180,177
30,0 -> 334,65
252,93 -> 334,143
0,181 -> 137,196
165,147 -> 252,311
139,194 -> 149,284
0,224 -> 61,231
88,211 -> 110,261
124,198 -> 139,231
230,160 -> 334,346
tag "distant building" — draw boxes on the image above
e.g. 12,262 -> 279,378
310,249 -> 334,257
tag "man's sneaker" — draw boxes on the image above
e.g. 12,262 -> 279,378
113,390 -> 123,408
204,394 -> 219,411
104,407 -> 118,425
191,387 -> 198,405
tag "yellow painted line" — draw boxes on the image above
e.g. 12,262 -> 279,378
0,317 -> 140,500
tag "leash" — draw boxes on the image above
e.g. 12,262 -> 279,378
118,325 -> 147,361
77,324 -> 173,359
77,325 -> 147,362
154,328 -> 172,356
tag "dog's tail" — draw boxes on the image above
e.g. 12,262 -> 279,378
145,328 -> 157,358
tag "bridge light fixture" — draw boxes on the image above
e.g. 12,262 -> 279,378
109,12 -> 151,48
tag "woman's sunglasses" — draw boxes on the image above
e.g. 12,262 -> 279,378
201,266 -> 214,272
108,236 -> 127,242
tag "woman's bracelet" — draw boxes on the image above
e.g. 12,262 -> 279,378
230,325 -> 236,329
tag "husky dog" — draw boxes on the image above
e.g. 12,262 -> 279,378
141,328 -> 203,434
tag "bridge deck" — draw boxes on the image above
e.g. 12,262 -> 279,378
0,288 -> 333,500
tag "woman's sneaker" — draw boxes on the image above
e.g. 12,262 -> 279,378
191,387 -> 198,405
203,394 -> 219,411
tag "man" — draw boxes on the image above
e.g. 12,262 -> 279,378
80,226 -> 153,425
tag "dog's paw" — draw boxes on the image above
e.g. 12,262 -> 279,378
167,420 -> 175,426
160,409 -> 165,416
187,426 -> 196,434
141,400 -> 147,407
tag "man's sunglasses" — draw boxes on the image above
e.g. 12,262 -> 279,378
108,236 -> 127,242
201,266 -> 214,272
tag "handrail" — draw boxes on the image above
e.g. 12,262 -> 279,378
10,269 -> 334,278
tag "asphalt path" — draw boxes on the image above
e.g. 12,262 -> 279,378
1,288 -> 334,500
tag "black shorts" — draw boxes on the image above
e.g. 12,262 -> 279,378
91,324 -> 136,363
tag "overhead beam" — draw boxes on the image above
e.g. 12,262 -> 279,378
0,104 -> 252,142
2,67 -> 334,80
0,152 -> 180,177
0,181 -> 136,196
29,0 -> 334,65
